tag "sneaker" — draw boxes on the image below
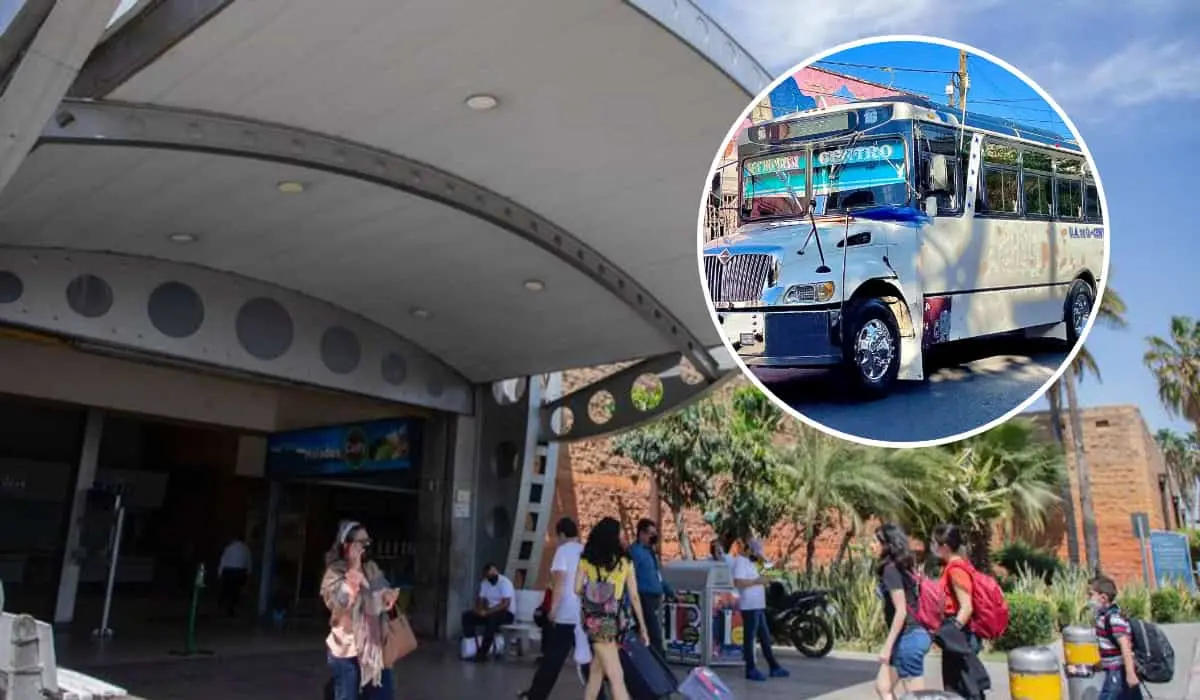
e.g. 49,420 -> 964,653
746,669 -> 767,682
770,667 -> 790,678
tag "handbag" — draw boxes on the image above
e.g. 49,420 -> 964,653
383,608 -> 418,665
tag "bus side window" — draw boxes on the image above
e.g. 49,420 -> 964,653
917,124 -> 964,214
1084,181 -> 1102,222
983,167 -> 1019,214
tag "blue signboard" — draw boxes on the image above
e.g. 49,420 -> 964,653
266,418 -> 420,479
1149,530 -> 1196,591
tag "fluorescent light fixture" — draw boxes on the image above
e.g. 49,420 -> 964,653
465,94 -> 499,111
410,307 -> 430,319
167,232 -> 197,243
523,279 -> 545,292
277,181 -> 306,194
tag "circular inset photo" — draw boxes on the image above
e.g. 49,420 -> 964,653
697,36 -> 1109,446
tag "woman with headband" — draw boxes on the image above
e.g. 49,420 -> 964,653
322,520 -> 401,700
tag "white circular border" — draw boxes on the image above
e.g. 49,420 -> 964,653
693,33 -> 1113,449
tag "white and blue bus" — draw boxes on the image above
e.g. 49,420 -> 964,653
702,96 -> 1105,399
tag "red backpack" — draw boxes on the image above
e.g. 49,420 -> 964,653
910,571 -> 946,633
945,560 -> 1009,640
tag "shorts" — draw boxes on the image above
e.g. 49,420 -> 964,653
890,626 -> 932,679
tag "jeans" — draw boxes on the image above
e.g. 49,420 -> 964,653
1099,668 -> 1142,700
217,568 -> 248,617
641,594 -> 665,655
327,653 -> 394,700
461,609 -> 515,657
741,609 -> 780,673
526,623 -> 574,700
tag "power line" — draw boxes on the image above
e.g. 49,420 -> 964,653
814,59 -> 953,76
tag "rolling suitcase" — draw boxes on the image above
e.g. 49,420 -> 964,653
619,638 -> 678,699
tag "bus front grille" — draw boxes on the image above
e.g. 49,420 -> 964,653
705,253 -> 774,303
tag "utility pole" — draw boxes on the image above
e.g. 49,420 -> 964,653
947,49 -> 970,112
957,49 -> 969,113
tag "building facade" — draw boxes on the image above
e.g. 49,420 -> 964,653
543,371 -> 1172,585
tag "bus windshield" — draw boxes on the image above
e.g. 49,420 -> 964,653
741,136 -> 910,221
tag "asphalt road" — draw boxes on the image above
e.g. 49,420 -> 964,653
753,336 -> 1070,444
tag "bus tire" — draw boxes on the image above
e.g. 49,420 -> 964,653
1064,279 -> 1095,347
841,298 -> 901,400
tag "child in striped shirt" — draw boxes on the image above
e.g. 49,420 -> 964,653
1089,575 -> 1141,700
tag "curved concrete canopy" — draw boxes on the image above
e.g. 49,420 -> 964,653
0,0 -> 771,387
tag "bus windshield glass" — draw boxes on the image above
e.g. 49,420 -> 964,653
741,136 -> 909,221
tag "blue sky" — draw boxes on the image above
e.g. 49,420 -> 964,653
808,42 -> 1070,138
695,0 -> 1200,436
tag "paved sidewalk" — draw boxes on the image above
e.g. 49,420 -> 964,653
73,644 -> 1000,700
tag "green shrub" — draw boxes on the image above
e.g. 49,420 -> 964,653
1117,580 -> 1151,620
1048,567 -> 1093,628
1151,586 -> 1185,623
1186,528 -> 1200,564
996,592 -> 1056,651
994,542 -> 1063,584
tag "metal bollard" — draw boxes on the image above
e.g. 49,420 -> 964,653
1062,625 -> 1105,700
1009,646 -> 1063,700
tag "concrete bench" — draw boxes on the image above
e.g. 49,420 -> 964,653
0,612 -> 129,699
499,589 -> 544,658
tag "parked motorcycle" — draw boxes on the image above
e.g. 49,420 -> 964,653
765,582 -> 837,658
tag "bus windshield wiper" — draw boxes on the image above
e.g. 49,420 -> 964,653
778,166 -> 829,274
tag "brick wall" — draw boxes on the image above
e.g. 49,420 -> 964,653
1027,405 -> 1170,583
545,364 -> 1169,586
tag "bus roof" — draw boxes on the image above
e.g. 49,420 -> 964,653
741,95 -> 1081,154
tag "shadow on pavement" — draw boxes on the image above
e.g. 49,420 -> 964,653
74,645 -> 882,700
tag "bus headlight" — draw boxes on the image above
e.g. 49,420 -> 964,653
783,281 -> 836,304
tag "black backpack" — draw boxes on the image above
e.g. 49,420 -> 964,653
1129,618 -> 1175,684
1105,612 -> 1175,684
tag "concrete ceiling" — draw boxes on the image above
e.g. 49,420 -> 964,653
0,0 -> 768,384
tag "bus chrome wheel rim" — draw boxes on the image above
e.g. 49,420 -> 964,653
1072,293 -> 1091,337
854,319 -> 894,382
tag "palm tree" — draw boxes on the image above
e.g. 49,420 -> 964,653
1051,283 -> 1127,573
1154,429 -> 1194,528
1145,316 -> 1200,430
894,419 -> 1065,570
778,427 -> 902,573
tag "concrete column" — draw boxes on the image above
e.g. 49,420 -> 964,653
0,0 -> 122,193
54,407 -> 104,624
255,480 -> 281,618
443,391 -> 481,638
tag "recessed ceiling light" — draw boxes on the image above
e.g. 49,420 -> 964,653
277,181 -> 306,194
465,94 -> 499,111
167,232 -> 197,243
523,279 -> 545,292
410,307 -> 430,319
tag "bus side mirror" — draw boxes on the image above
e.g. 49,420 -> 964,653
925,155 -> 951,194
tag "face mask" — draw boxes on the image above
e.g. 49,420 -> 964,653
649,535 -> 659,546
1087,599 -> 1103,612
487,575 -> 499,585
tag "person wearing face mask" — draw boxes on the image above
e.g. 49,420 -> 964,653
462,563 -> 515,662
321,521 -> 400,700
1088,575 -> 1141,699
628,518 -> 673,656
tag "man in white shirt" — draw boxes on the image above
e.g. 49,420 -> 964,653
732,538 -> 789,682
520,517 -> 591,700
461,562 -> 515,662
217,536 -> 252,617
